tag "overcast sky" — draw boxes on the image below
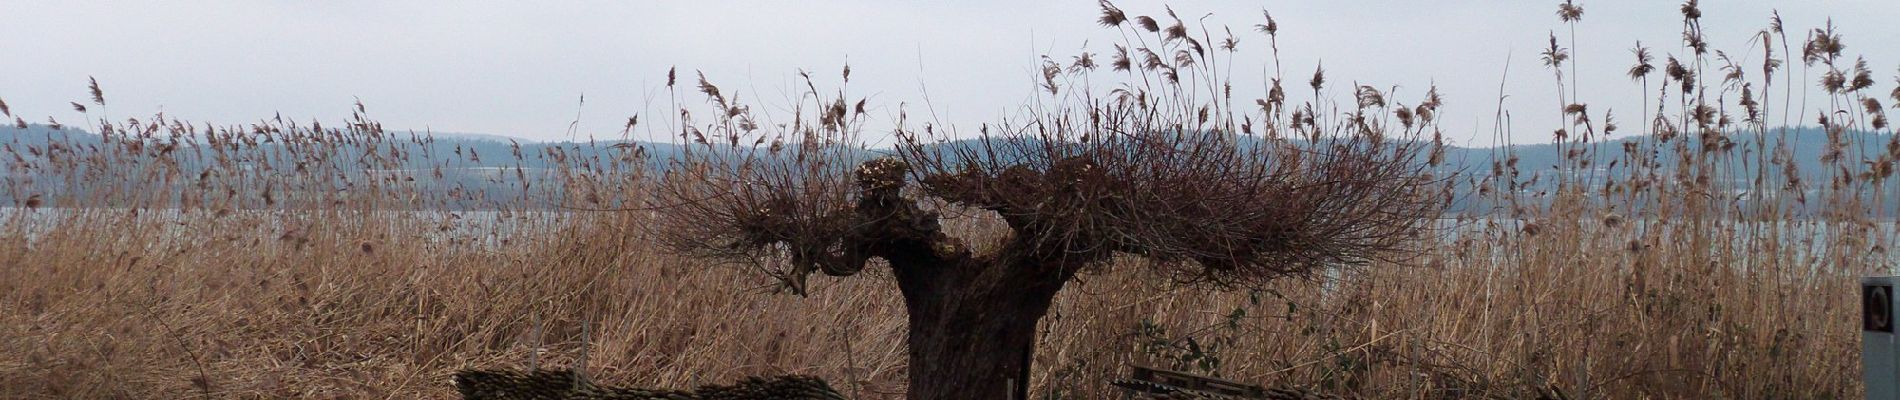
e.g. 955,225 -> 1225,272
3,1 -> 1897,146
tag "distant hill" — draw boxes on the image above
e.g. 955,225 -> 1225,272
429,131 -> 527,142
0,124 -> 692,170
4,124 -> 1893,214
1439,127 -> 1895,182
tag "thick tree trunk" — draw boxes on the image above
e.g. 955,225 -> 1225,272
842,158 -> 1088,399
892,258 -> 1072,400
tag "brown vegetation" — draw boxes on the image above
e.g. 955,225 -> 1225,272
646,2 -> 1441,398
2,1 -> 1898,399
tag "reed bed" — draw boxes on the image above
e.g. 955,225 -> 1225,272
3,2 -> 1897,399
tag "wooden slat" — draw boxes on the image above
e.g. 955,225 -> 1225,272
1122,365 -> 1268,398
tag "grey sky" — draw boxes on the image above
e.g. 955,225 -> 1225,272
3,1 -> 1897,146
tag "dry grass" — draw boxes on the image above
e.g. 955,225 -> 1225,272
3,2 -> 1898,399
0,203 -> 1878,399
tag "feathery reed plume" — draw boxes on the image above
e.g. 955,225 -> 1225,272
1097,1 -> 1126,27
1112,45 -> 1132,71
1852,58 -> 1876,92
1804,21 -> 1844,66
87,76 -> 105,106
1309,63 -> 1325,91
1256,10 -> 1277,35
1557,1 -> 1584,22
1628,43 -> 1655,81
1541,32 -> 1568,68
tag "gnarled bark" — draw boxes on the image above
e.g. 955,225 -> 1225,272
888,250 -> 1079,400
849,158 -> 1089,399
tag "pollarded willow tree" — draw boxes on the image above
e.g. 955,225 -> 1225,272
648,3 -> 1450,399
